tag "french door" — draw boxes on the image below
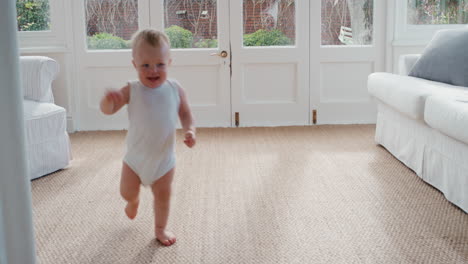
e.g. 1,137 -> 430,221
310,0 -> 385,124
229,1 -> 310,127
73,0 -> 310,130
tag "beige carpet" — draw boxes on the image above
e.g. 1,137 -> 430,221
31,125 -> 468,264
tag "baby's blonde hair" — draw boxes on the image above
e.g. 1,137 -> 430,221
131,29 -> 171,56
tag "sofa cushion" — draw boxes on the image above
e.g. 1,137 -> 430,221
398,54 -> 420,76
424,96 -> 468,145
368,72 -> 468,120
408,28 -> 468,87
20,56 -> 59,103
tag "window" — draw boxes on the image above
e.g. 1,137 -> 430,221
16,0 -> 50,32
16,0 -> 66,49
407,0 -> 468,25
395,0 -> 468,43
242,0 -> 295,47
162,0 -> 297,49
85,0 -> 139,50
163,0 -> 218,49
321,0 -> 374,46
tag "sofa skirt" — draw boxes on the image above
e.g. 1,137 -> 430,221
375,102 -> 468,213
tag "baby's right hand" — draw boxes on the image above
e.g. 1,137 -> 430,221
104,89 -> 124,105
101,89 -> 124,115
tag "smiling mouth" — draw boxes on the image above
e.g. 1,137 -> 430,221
147,77 -> 160,82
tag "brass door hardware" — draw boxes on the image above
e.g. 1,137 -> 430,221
210,50 -> 228,58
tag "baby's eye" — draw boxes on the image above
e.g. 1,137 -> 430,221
157,63 -> 166,67
142,64 -> 150,68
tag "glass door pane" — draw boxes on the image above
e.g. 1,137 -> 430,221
163,0 -> 218,49
321,0 -> 374,45
407,0 -> 468,24
242,0 -> 295,47
17,0 -> 50,31
85,0 -> 139,49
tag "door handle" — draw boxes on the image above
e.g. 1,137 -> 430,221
210,50 -> 228,58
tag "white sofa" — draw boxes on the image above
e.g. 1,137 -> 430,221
20,56 -> 71,180
368,54 -> 468,213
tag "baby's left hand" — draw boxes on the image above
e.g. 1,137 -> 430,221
184,130 -> 196,148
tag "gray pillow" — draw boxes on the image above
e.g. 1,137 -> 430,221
409,28 -> 468,87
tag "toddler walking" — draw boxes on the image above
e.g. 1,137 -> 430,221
100,29 -> 196,246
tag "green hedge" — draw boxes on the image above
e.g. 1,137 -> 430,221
87,33 -> 129,50
243,29 -> 292,47
84,28 -> 292,50
194,38 -> 218,48
165,25 -> 193,48
16,0 -> 50,31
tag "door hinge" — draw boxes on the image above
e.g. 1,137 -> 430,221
312,109 -> 317,124
235,112 -> 239,127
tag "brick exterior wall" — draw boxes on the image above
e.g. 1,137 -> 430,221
86,0 -> 138,40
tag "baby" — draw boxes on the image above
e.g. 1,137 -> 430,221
100,29 -> 196,246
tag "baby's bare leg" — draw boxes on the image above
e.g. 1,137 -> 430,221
151,168 -> 176,246
121,162 -> 141,219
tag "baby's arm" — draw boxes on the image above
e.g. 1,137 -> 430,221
177,85 -> 196,148
100,85 -> 130,115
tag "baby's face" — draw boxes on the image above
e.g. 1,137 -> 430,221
132,41 -> 171,89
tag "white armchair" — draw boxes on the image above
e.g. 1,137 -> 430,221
20,56 -> 71,180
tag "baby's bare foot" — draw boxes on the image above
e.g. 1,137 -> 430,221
156,227 -> 176,246
125,200 -> 139,219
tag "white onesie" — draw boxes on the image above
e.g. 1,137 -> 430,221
123,79 -> 180,186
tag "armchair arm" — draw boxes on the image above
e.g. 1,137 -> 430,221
20,56 -> 59,103
398,54 -> 421,76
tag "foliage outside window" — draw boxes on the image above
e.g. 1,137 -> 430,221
194,38 -> 218,48
243,29 -> 291,46
164,0 -> 219,49
164,0 -> 296,48
407,0 -> 468,24
16,0 -> 50,31
321,0 -> 374,46
85,0 -> 138,50
165,25 -> 194,49
84,0 -> 297,49
243,0 -> 296,47
87,33 -> 130,49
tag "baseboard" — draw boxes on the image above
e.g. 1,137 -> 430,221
316,101 -> 378,124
